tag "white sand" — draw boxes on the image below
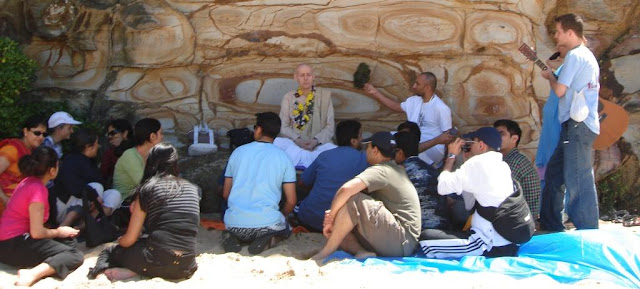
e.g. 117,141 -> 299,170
0,223 -> 636,289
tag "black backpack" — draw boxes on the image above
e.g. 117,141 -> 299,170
81,186 -> 121,247
475,181 -> 535,244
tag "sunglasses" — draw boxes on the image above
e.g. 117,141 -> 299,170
30,130 -> 48,137
106,129 -> 121,137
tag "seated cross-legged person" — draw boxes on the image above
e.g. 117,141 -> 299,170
311,132 -> 421,261
393,131 -> 450,230
274,64 -> 337,168
419,127 -> 523,258
113,118 -> 163,202
0,147 -> 83,287
296,120 -> 368,231
50,128 -> 122,226
89,143 -> 200,281
222,112 -> 297,254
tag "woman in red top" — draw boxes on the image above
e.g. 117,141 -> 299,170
0,115 -> 48,215
0,147 -> 83,286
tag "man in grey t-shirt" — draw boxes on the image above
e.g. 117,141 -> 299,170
311,132 -> 421,261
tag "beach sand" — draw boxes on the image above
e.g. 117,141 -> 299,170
0,221 -> 636,289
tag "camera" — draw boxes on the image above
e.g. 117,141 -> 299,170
462,140 -> 475,152
462,143 -> 471,152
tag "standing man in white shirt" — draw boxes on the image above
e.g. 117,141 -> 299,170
364,72 -> 454,167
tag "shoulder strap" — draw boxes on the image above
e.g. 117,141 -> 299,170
474,180 -> 521,222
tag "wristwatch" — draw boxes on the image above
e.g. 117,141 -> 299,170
447,153 -> 457,159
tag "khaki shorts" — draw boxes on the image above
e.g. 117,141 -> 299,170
345,193 -> 417,257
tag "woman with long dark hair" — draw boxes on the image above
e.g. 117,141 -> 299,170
0,146 -> 83,286
0,115 -> 48,215
89,143 -> 200,281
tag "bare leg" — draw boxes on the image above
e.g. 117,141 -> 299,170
311,205 -> 373,261
15,263 -> 55,287
104,268 -> 138,281
339,233 -> 376,259
60,211 -> 80,227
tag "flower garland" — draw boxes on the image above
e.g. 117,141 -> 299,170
292,86 -> 315,130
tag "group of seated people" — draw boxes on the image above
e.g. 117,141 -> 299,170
0,64 -> 543,286
0,111 -> 196,286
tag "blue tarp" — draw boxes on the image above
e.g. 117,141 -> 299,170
327,229 -> 640,288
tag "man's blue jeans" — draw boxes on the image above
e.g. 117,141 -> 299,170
540,120 -> 599,231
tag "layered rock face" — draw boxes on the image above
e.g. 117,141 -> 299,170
2,0 -> 640,209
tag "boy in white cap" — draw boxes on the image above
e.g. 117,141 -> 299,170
43,111 -> 82,158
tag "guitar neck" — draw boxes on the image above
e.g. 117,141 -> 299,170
532,57 -> 559,80
533,58 -> 548,71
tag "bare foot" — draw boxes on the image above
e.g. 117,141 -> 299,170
104,268 -> 138,281
15,269 -> 39,287
310,252 -> 328,262
95,273 -> 110,282
354,251 -> 377,259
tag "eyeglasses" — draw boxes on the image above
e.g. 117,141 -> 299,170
106,129 -> 121,137
30,130 -> 48,137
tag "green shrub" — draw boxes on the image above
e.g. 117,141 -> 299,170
0,37 -> 39,138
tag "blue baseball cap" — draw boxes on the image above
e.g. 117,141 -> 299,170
462,127 -> 501,151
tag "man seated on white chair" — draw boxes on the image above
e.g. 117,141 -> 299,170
274,64 -> 336,169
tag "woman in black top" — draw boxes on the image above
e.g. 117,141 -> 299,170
89,143 -> 201,281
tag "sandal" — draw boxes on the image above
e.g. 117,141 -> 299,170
248,235 -> 277,255
613,210 -> 630,223
222,231 -> 242,253
623,215 -> 640,227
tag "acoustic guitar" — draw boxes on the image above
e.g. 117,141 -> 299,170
519,43 -> 629,150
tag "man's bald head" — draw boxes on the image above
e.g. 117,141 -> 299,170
294,64 -> 315,92
419,72 -> 437,91
295,64 -> 313,75
411,72 -> 437,98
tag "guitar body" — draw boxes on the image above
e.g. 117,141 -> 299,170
518,43 -> 629,150
594,98 -> 629,150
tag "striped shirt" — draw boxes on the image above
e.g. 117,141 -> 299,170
141,178 -> 201,253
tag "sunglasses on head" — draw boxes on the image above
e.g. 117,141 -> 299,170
106,129 -> 121,137
30,130 -> 48,137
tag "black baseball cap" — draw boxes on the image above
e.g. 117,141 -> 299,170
362,132 -> 396,157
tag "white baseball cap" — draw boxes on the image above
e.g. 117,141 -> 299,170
48,111 -> 82,128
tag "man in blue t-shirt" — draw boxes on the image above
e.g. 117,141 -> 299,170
296,120 -> 368,231
539,13 -> 600,231
223,112 -> 297,254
